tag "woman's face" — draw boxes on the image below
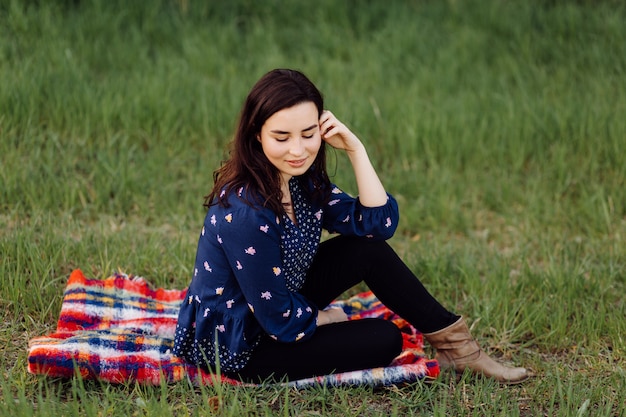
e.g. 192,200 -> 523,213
258,101 -> 322,184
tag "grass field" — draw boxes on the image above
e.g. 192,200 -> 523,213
1,0 -> 625,415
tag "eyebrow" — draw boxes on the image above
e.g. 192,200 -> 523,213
270,124 -> 318,135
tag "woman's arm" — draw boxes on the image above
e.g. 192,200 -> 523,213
319,110 -> 387,207
215,203 -> 320,342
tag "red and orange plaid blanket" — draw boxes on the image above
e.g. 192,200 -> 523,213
27,269 -> 439,388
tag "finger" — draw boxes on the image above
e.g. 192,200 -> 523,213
319,110 -> 335,126
320,115 -> 335,126
320,116 -> 340,133
323,125 -> 341,139
319,121 -> 333,137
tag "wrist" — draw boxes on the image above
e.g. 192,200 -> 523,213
316,310 -> 327,326
346,142 -> 367,158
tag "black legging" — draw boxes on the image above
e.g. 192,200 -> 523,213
229,235 -> 459,382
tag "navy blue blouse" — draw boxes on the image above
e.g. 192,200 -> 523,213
173,177 -> 399,373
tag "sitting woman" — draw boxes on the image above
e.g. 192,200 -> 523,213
173,69 -> 530,384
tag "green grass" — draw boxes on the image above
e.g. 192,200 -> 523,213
1,0 -> 626,415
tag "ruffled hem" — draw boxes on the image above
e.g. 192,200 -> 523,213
173,311 -> 261,372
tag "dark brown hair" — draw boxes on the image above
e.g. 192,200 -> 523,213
205,69 -> 330,214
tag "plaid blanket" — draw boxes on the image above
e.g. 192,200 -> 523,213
27,269 -> 439,388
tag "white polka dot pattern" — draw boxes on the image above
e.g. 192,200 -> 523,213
173,178 -> 400,373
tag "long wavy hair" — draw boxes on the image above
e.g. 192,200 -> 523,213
205,69 -> 331,214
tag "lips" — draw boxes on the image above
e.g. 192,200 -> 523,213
286,158 -> 307,168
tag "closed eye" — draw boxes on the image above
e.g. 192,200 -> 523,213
302,124 -> 318,139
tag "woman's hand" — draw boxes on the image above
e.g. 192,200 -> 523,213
319,110 -> 364,154
317,307 -> 349,326
319,110 -> 388,207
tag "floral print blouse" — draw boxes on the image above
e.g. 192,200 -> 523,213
173,177 -> 399,373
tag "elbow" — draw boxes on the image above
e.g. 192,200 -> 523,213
370,227 -> 396,241
378,214 -> 399,240
382,228 -> 397,241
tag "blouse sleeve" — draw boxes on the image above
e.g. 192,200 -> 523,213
215,203 -> 318,343
322,184 -> 399,240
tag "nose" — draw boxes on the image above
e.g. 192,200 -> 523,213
289,138 -> 305,156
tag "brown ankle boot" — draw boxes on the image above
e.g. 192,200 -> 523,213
424,317 -> 530,384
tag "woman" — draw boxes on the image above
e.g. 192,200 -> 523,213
173,69 -> 529,384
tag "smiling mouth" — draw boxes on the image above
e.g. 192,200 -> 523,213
286,158 -> 307,167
